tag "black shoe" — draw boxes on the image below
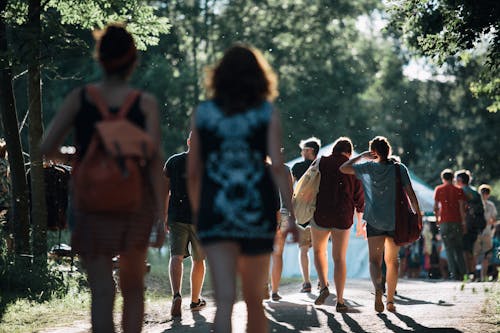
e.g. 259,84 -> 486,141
314,286 -> 330,305
171,293 -> 182,317
336,302 -> 348,312
190,298 -> 206,311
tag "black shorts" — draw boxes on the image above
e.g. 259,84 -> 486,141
201,237 -> 274,256
463,231 -> 478,253
366,223 -> 395,238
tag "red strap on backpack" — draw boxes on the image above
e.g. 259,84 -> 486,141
86,85 -> 140,120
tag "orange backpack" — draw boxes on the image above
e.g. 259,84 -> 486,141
72,85 -> 156,213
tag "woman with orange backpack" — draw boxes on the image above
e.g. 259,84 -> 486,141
41,24 -> 165,333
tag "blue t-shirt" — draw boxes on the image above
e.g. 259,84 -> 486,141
353,162 -> 411,231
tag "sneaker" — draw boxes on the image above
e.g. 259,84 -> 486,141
190,298 -> 206,311
374,289 -> 384,313
171,293 -> 182,317
271,292 -> 282,301
314,286 -> 330,305
300,282 -> 312,293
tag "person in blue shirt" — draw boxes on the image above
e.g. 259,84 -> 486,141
340,136 -> 421,313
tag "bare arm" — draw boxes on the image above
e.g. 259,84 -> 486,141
163,176 -> 171,232
40,87 -> 81,159
187,114 -> 202,223
267,108 -> 298,242
141,93 -> 166,247
458,199 -> 467,233
339,151 -> 375,175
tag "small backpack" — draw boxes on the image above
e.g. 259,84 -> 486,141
292,157 -> 321,226
72,85 -> 156,213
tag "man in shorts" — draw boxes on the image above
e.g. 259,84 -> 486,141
291,137 -> 321,292
164,133 -> 206,317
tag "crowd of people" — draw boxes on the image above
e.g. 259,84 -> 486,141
2,23 -> 491,333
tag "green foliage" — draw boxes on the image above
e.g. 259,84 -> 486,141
386,0 -> 500,112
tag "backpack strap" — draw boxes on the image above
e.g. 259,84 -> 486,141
86,85 -> 111,120
86,85 -> 140,120
117,90 -> 141,118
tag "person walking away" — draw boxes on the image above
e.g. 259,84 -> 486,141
476,184 -> 497,281
187,44 -> 299,333
310,137 -> 364,312
40,24 -> 165,333
433,169 -> 467,280
340,136 -> 421,313
291,137 -> 321,292
454,170 -> 486,279
164,132 -> 206,317
269,152 -> 294,301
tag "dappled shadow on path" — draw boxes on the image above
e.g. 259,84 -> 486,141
395,293 -> 455,307
378,313 -> 463,333
341,313 -> 368,333
158,311 -> 210,332
266,300 -> 321,332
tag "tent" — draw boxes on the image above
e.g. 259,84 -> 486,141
280,142 -> 434,279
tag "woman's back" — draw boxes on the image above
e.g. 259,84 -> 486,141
195,100 -> 277,240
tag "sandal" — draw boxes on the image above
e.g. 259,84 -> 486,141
314,286 -> 330,305
271,292 -> 282,301
336,302 -> 348,313
386,301 -> 396,312
374,289 -> 384,313
300,282 -> 312,293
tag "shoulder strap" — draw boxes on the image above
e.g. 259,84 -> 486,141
86,85 -> 140,120
117,90 -> 141,118
86,85 -> 110,120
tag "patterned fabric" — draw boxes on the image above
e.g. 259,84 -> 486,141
195,100 -> 277,241
0,158 -> 11,208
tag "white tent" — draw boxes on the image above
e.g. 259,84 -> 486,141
280,142 -> 434,279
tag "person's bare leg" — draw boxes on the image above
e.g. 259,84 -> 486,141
311,227 -> 330,289
368,236 -> 385,312
299,244 -> 311,286
169,255 -> 184,296
119,247 -> 148,333
239,253 -> 271,333
331,228 -> 350,304
82,255 -> 115,333
271,230 -> 285,294
204,242 -> 238,333
190,258 -> 206,303
384,237 -> 400,305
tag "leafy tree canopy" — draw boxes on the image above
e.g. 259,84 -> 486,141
386,0 -> 500,112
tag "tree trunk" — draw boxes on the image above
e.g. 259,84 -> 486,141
0,0 -> 31,255
27,0 -> 47,264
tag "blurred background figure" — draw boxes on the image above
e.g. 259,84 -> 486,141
40,24 -> 165,333
187,44 -> 298,333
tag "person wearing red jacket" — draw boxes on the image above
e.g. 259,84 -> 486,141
310,137 -> 364,312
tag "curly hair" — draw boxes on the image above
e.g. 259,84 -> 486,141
205,44 -> 278,115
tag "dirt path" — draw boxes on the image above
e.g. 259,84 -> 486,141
40,279 -> 498,333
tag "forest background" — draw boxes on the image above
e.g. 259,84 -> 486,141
0,0 -> 499,325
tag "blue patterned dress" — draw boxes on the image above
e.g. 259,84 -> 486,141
195,100 -> 277,250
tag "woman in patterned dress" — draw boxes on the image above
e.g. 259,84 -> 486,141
187,44 -> 299,333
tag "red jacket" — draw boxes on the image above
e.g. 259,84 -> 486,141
314,153 -> 364,229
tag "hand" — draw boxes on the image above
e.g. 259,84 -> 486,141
356,221 -> 367,240
150,221 -> 166,248
360,151 -> 376,160
284,216 -> 299,243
